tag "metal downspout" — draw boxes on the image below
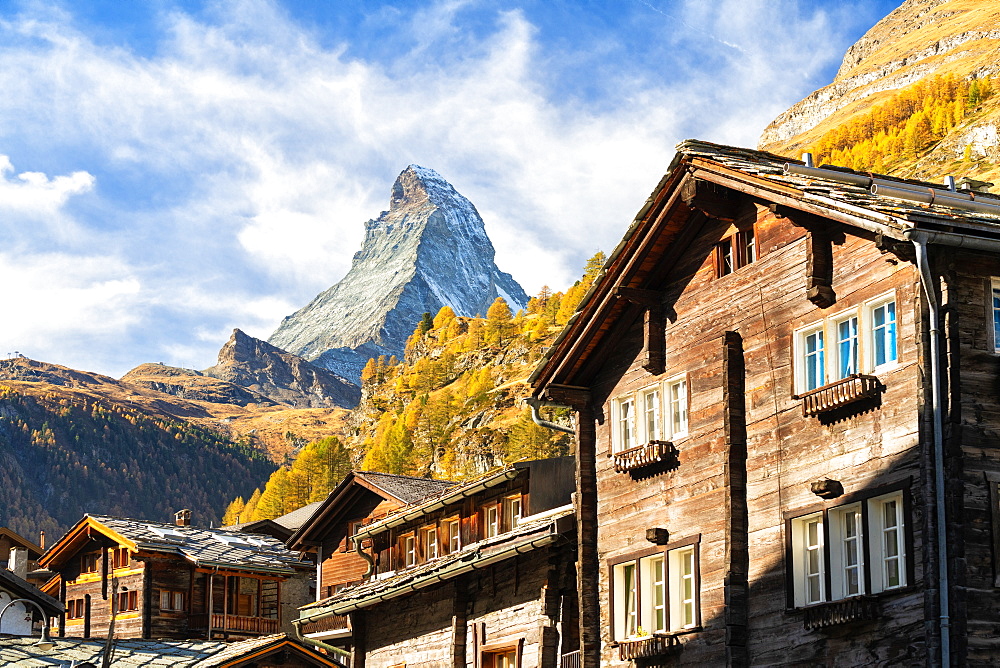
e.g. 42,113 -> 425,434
524,397 -> 575,434
906,230 -> 950,667
355,536 -> 376,579
291,618 -> 352,659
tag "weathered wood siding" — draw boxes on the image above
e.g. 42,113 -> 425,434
591,205 -> 928,665
362,547 -> 572,668
945,248 -> 1000,666
322,499 -> 401,594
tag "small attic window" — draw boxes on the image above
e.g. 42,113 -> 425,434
715,228 -> 756,278
149,527 -> 186,543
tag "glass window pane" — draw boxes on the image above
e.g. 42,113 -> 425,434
837,317 -> 858,378
804,330 -> 825,391
993,286 -> 1000,352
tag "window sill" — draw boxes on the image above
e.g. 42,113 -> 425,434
612,441 -> 678,473
793,374 -> 882,417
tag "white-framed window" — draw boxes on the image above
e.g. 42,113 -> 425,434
869,493 -> 906,592
666,376 -> 688,439
641,386 -> 661,442
667,545 -> 697,630
421,525 -> 438,560
868,298 -> 898,369
504,495 -> 522,531
795,292 -> 899,394
611,542 -> 699,640
829,504 -> 863,599
990,278 -> 1000,354
789,491 -> 907,607
611,377 -> 689,454
614,395 -> 636,453
834,314 -> 858,380
790,513 -> 825,606
484,504 -> 500,538
799,326 -> 826,392
444,517 -> 461,553
402,533 -> 416,568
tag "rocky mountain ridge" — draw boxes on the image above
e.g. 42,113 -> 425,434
268,165 -> 528,384
760,0 -> 1000,184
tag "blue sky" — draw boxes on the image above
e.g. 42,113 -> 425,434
0,0 -> 899,377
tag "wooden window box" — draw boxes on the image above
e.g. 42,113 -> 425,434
802,596 -> 880,630
616,634 -> 681,661
794,374 -> 880,417
301,613 -> 350,635
613,441 -> 677,473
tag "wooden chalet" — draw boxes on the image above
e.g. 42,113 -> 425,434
38,510 -> 313,641
286,471 -> 455,647
295,457 -> 578,668
529,140 -> 1000,667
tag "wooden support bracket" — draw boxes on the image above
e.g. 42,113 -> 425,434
613,287 -> 666,374
681,178 -> 740,222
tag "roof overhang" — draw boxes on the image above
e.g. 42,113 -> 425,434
38,516 -> 136,570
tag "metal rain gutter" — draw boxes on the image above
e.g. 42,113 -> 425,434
291,619 -> 352,659
524,397 -> 575,434
352,469 -> 521,540
298,532 -> 563,622
903,228 -> 951,667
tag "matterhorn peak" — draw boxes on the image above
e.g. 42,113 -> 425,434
268,166 -> 528,383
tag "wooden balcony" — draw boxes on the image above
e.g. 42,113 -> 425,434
613,441 -> 678,473
189,613 -> 280,636
794,374 -> 881,417
617,634 -> 681,661
301,613 -> 350,636
802,596 -> 880,630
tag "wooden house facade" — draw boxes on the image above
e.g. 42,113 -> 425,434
295,457 -> 578,668
529,141 -> 1000,667
38,511 -> 313,641
287,471 -> 455,647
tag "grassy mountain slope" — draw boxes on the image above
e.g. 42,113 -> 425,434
761,0 -> 1000,183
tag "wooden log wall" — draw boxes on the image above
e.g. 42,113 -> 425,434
940,247 -> 1000,664
589,200 -> 928,666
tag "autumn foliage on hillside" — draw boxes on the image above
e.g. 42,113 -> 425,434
808,74 -> 996,172
0,386 -> 275,537
223,252 -> 606,523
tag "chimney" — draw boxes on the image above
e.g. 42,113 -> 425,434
8,547 -> 28,579
174,509 -> 192,527
39,530 -> 45,551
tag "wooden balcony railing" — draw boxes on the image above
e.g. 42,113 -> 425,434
617,634 -> 681,661
613,441 -> 678,473
189,613 -> 280,635
802,596 -> 880,630
560,650 -> 580,668
794,374 -> 881,417
301,613 -> 350,635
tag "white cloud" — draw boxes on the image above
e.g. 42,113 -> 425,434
0,0 -> 877,374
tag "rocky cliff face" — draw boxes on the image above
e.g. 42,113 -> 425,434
759,0 -> 1000,157
268,166 -> 529,383
122,362 -> 279,407
203,329 -> 360,409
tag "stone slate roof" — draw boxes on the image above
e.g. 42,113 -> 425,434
299,505 -> 574,618
89,515 -> 309,575
0,633 -> 341,667
354,471 -> 455,504
677,139 -> 1000,235
0,568 -> 63,617
271,501 -> 323,531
